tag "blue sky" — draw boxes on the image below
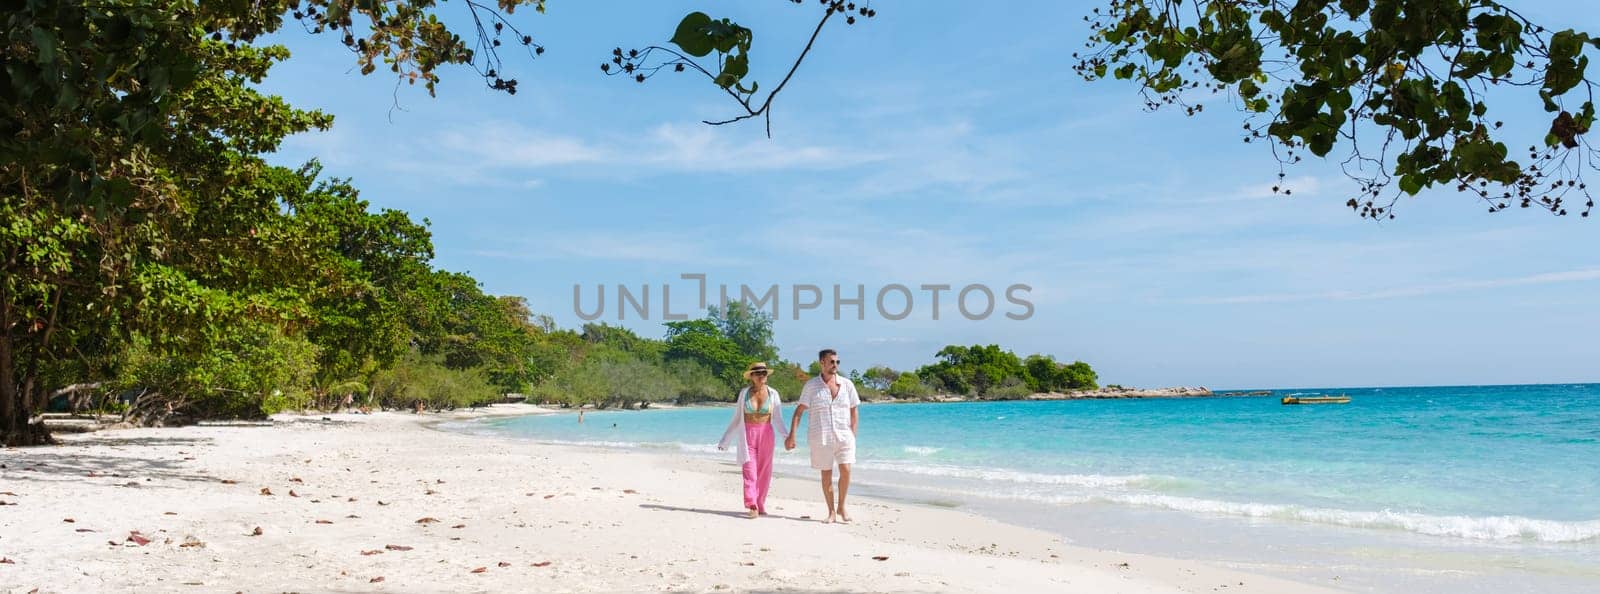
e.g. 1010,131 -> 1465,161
259,1 -> 1600,389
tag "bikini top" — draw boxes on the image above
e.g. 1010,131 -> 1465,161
744,388 -> 773,414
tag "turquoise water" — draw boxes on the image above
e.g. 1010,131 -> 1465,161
462,384 -> 1600,545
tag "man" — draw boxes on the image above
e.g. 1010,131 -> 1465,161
785,348 -> 860,523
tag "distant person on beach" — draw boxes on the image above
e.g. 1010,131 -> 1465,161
718,362 -> 789,519
786,349 -> 860,523
578,410 -> 584,424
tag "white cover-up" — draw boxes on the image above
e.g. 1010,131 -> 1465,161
717,386 -> 790,465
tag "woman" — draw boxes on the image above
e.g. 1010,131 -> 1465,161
718,361 -> 788,518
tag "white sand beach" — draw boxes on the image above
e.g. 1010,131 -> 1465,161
0,407 -> 1340,593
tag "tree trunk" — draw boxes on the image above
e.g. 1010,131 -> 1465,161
0,335 -> 53,447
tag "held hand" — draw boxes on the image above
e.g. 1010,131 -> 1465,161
784,436 -> 796,451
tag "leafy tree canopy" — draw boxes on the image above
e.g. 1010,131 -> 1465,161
1077,0 -> 1600,218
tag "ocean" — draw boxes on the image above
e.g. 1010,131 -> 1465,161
445,383 -> 1600,592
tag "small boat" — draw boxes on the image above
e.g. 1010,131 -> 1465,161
1281,395 -> 1350,405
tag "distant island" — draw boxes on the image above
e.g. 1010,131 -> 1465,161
867,385 -> 1216,403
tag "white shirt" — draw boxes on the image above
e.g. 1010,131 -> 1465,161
716,387 -> 789,465
799,375 -> 859,446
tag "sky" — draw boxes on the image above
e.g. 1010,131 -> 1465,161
258,1 -> 1600,390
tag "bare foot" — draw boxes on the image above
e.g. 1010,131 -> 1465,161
825,513 -> 837,524
747,508 -> 759,519
838,511 -> 852,523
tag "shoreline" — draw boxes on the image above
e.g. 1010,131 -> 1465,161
0,406 -> 1337,593
457,402 -> 1600,594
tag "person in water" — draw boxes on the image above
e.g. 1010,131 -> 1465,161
718,362 -> 789,518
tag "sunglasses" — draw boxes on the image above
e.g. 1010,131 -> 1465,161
824,359 -> 841,365
750,370 -> 769,376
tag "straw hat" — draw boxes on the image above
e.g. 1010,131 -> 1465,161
742,362 -> 773,380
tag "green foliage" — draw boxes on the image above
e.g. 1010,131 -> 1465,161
1,1 -> 334,444
1023,355 -> 1100,392
1079,0 -> 1600,218
916,346 -> 1099,398
581,323 -> 666,361
663,318 -> 748,387
528,329 -> 585,384
669,11 -> 755,92
861,365 -> 900,392
886,371 -> 932,399
765,361 -> 809,402
371,352 -> 500,410
916,345 -> 1027,397
665,359 -> 729,403
607,2 -> 878,134
987,377 -> 1033,400
593,358 -> 678,408
530,357 -> 605,408
845,368 -> 884,399
531,352 -> 718,408
282,167 -> 435,387
410,271 -> 541,393
112,322 -> 319,420
199,0 -> 550,96
709,302 -> 777,362
1060,360 -> 1099,391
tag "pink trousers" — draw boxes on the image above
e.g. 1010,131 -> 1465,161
742,422 -> 774,512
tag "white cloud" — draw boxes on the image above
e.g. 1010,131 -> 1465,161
640,123 -> 876,172
386,120 -> 873,187
438,124 -> 604,167
469,231 -> 746,266
847,120 -> 1029,198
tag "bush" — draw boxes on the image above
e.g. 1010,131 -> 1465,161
372,352 -> 500,410
666,360 -> 727,403
986,376 -> 1033,400
112,324 -> 319,422
596,358 -> 678,408
886,371 -> 932,398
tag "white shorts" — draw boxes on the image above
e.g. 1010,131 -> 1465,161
809,434 -> 856,470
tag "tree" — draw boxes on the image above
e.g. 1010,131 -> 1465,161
527,329 -> 584,385
916,345 -> 1027,397
664,359 -> 728,403
1062,361 -> 1099,391
766,361 -> 809,401
709,302 -> 778,363
0,0 -> 756,444
607,2 -> 878,136
662,318 -> 747,387
284,167 -> 436,394
581,322 -> 665,361
1024,355 -> 1100,392
111,322 -> 320,422
371,351 -> 500,411
411,271 -> 540,393
861,365 -> 900,392
886,371 -> 931,399
1078,0 -> 1600,218
2,3 -> 332,445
